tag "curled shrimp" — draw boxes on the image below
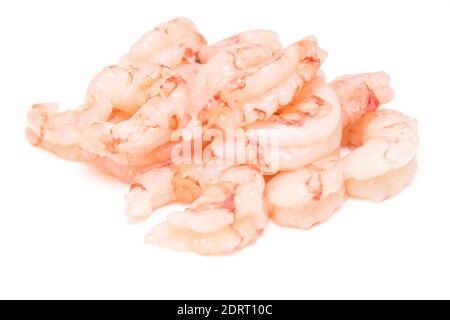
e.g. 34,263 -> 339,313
80,69 -> 190,167
190,44 -> 275,124
211,77 -> 342,172
145,166 -> 268,255
26,64 -> 184,163
94,140 -> 177,183
266,151 -> 345,229
197,30 -> 281,63
222,37 -> 326,104
343,109 -> 418,202
331,72 -> 395,129
191,37 -> 327,129
119,17 -> 206,68
125,156 -> 234,218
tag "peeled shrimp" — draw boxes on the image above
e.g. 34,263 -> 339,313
198,30 -> 281,63
119,17 -> 206,68
145,166 -> 267,255
190,44 -> 276,126
211,77 -> 342,172
343,109 -> 418,201
26,64 -> 181,162
192,37 -> 326,129
220,37 -> 327,124
125,156 -> 234,218
27,18 -> 205,163
331,72 -> 395,129
80,69 -> 190,167
266,151 -> 345,229
94,140 -> 177,183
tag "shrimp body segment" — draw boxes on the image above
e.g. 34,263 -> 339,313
80,68 -> 190,167
331,72 -> 395,129
119,17 -> 206,68
266,152 -> 345,229
343,109 -> 418,202
145,166 -> 268,255
211,78 -> 342,172
198,30 -> 281,63
125,157 -> 235,218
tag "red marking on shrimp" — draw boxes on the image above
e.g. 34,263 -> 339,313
229,77 -> 246,90
364,83 -> 380,112
301,56 -> 320,63
313,189 -> 322,201
167,76 -> 183,85
223,194 -> 236,212
253,108 -> 267,120
130,182 -> 145,190
313,96 -> 326,106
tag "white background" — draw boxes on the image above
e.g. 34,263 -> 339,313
1,0 -> 449,299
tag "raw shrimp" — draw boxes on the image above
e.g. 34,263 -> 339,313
145,165 -> 268,255
211,78 -> 342,172
198,37 -> 327,128
198,30 -> 281,63
222,37 -> 327,103
80,71 -> 190,167
266,151 -> 345,229
190,43 -> 276,125
94,140 -> 177,183
174,63 -> 202,88
247,77 -> 341,148
343,109 -> 418,202
260,124 -> 342,172
125,156 -> 234,218
119,17 -> 206,68
26,64 -> 180,161
331,72 -> 395,129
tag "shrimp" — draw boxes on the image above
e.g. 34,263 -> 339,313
198,37 -> 327,128
331,72 -> 395,129
145,165 -> 268,255
125,156 -> 234,218
343,109 -> 418,202
197,30 -> 281,63
211,78 -> 342,172
260,124 -> 342,172
223,37 -> 326,104
80,71 -> 190,167
119,17 -> 206,69
26,64 -> 180,161
174,63 -> 202,88
94,140 -> 177,183
190,44 -> 276,123
247,77 -> 341,148
266,151 -> 345,229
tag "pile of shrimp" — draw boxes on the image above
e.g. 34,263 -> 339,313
26,18 -> 418,255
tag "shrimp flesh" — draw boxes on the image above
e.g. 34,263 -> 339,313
119,17 -> 206,68
198,30 -> 281,63
192,37 -> 326,129
26,64 -> 181,162
125,156 -> 234,218
331,72 -> 395,129
80,70 -> 190,167
145,166 -> 268,255
211,77 -> 342,172
343,109 -> 418,201
266,151 -> 345,229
